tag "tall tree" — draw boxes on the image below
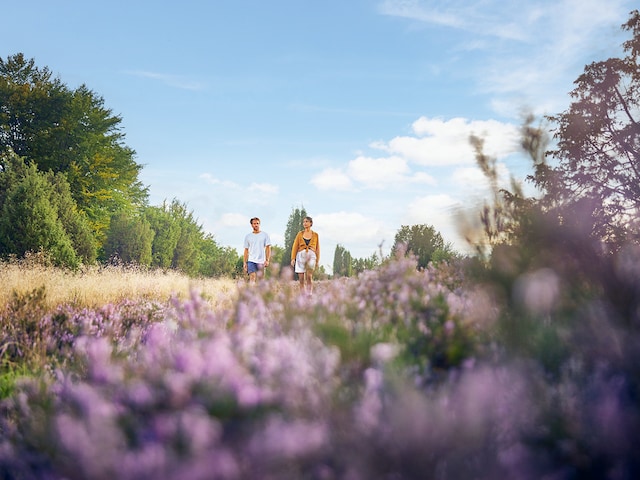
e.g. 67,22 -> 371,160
0,155 -> 93,267
283,205 -> 307,265
196,234 -> 239,278
391,224 -> 448,270
168,200 -> 202,275
333,244 -> 352,277
144,203 -> 181,269
0,53 -> 148,242
545,10 -> 640,247
103,212 -> 154,266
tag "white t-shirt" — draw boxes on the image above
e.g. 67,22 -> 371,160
244,231 -> 271,263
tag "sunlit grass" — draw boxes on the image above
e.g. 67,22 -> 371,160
0,258 -> 238,310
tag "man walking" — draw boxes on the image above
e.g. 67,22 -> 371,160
243,217 -> 271,283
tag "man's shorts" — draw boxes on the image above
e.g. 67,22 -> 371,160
247,261 -> 263,274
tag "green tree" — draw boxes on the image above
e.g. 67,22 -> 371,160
282,205 -> 307,277
391,224 -> 450,270
144,203 -> 181,269
0,163 -> 77,267
352,252 -> 381,275
103,212 -> 154,266
196,234 -> 239,278
168,200 -> 202,275
0,153 -> 96,267
543,10 -> 640,248
0,53 -> 148,243
265,244 -> 285,278
333,244 -> 352,277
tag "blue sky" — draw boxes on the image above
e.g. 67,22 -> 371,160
3,0 -> 636,271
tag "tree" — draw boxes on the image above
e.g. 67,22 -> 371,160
196,234 -> 239,278
544,10 -> 640,248
103,212 -> 154,266
282,205 -> 307,276
352,252 -> 382,275
144,203 -> 181,269
167,200 -> 202,275
0,153 -> 96,267
0,53 -> 148,243
333,244 -> 352,277
391,224 -> 449,270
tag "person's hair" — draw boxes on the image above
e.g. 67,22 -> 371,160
250,217 -> 260,224
304,216 -> 313,226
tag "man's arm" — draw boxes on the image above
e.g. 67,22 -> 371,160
265,245 -> 271,265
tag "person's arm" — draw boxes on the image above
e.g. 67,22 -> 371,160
315,233 -> 320,269
243,247 -> 249,271
265,245 -> 271,265
291,232 -> 300,265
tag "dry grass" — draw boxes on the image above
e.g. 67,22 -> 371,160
0,261 -> 239,310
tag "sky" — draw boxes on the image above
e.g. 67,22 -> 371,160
2,0 -> 637,272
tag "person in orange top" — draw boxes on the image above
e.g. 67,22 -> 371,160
290,216 -> 320,295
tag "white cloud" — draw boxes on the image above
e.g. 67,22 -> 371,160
451,166 -> 490,191
404,193 -> 470,249
347,155 -> 410,188
375,117 -> 520,166
199,173 -> 239,188
311,168 -> 353,191
348,155 -> 437,188
315,211 -> 387,244
248,182 -> 279,195
405,194 -> 460,225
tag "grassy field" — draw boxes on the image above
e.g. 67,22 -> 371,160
0,259 -> 239,310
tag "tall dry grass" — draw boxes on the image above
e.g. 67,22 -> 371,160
0,258 -> 238,310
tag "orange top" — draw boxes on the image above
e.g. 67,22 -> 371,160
291,230 -> 320,263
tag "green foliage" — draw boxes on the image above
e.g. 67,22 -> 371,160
167,200 -> 203,275
0,364 -> 32,400
144,203 -> 181,269
351,251 -> 382,275
332,244 -> 352,277
103,212 -> 154,266
263,244 -> 284,279
0,154 -> 95,267
0,53 -> 148,243
142,200 -> 239,277
283,205 -> 307,261
197,235 -> 240,277
391,224 -> 451,269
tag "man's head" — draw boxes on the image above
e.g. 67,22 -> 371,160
250,217 -> 261,232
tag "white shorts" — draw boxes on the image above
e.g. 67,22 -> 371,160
295,250 -> 317,273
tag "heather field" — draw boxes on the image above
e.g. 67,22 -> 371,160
1,248 -> 640,479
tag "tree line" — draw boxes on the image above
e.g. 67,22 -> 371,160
0,54 -> 240,276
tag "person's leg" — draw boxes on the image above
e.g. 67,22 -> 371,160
298,272 -> 305,292
305,251 -> 316,295
306,271 -> 313,295
247,262 -> 258,283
